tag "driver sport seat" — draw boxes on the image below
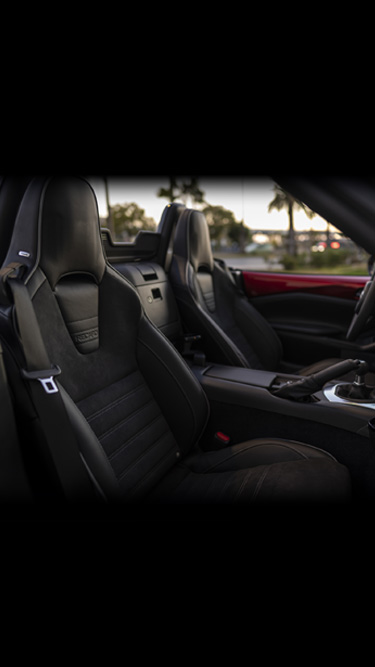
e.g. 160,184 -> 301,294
0,176 -> 351,507
169,208 -> 340,375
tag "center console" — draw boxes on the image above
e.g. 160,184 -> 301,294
192,361 -> 375,440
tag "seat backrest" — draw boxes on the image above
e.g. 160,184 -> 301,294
169,208 -> 283,371
0,176 -> 33,266
0,177 -> 209,502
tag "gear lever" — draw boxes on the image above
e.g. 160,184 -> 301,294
273,358 -> 366,401
336,360 -> 371,400
348,360 -> 368,398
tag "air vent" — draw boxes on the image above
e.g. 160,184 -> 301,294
142,271 -> 158,281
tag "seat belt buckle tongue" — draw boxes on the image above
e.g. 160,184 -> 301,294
39,376 -> 59,394
21,364 -> 61,394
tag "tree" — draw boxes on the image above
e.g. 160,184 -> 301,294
268,184 -> 315,256
202,204 -> 252,251
202,204 -> 237,244
227,220 -> 252,252
157,177 -> 205,207
111,202 -> 156,241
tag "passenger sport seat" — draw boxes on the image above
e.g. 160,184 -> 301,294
156,201 -> 186,270
169,208 -> 340,374
0,176 -> 351,506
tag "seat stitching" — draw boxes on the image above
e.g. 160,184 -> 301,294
232,468 -> 257,502
126,445 -> 178,498
78,369 -> 140,406
202,441 -> 310,473
219,471 -> 236,501
86,382 -> 145,423
117,429 -> 176,483
107,413 -> 165,460
100,397 -> 155,442
251,467 -> 270,501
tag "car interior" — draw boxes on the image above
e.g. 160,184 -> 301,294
1,174 -> 375,518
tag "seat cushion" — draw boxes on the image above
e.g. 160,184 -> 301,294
146,438 -> 351,504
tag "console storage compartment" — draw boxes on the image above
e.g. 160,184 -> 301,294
116,261 -> 182,342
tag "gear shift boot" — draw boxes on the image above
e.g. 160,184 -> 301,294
335,360 -> 375,401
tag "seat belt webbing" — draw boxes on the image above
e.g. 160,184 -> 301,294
3,267 -> 98,503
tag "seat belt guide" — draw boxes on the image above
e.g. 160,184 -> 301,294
21,364 -> 61,394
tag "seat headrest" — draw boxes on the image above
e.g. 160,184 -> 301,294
3,175 -> 106,288
173,209 -> 213,273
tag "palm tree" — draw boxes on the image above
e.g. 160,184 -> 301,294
157,177 -> 205,207
268,184 -> 315,256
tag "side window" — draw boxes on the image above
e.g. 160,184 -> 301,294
202,178 -> 370,277
88,176 -> 370,276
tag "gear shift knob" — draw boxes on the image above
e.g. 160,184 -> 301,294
353,360 -> 369,387
339,359 -> 370,400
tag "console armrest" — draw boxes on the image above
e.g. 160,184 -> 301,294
192,363 -> 371,438
205,365 -> 277,388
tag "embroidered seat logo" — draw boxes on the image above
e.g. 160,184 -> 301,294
73,328 -> 98,344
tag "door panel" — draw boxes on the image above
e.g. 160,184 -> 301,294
250,292 -> 356,367
242,271 -> 367,300
249,292 -> 355,336
241,271 -> 368,368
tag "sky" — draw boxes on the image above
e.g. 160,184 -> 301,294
88,176 -> 333,233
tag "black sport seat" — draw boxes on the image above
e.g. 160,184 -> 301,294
0,177 -> 351,507
169,208 -> 340,374
156,201 -> 186,271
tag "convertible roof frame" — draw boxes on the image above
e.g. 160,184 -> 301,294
273,176 -> 375,256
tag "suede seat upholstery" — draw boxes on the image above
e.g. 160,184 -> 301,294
169,208 -> 341,375
0,176 -> 351,506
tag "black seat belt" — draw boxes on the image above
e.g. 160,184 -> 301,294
0,263 -> 101,503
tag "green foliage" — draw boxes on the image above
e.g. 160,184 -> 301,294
282,248 -> 352,271
112,202 -> 156,240
226,220 -> 252,251
310,248 -> 351,268
157,177 -> 205,205
202,204 -> 251,251
202,204 -> 237,241
281,253 -> 306,271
